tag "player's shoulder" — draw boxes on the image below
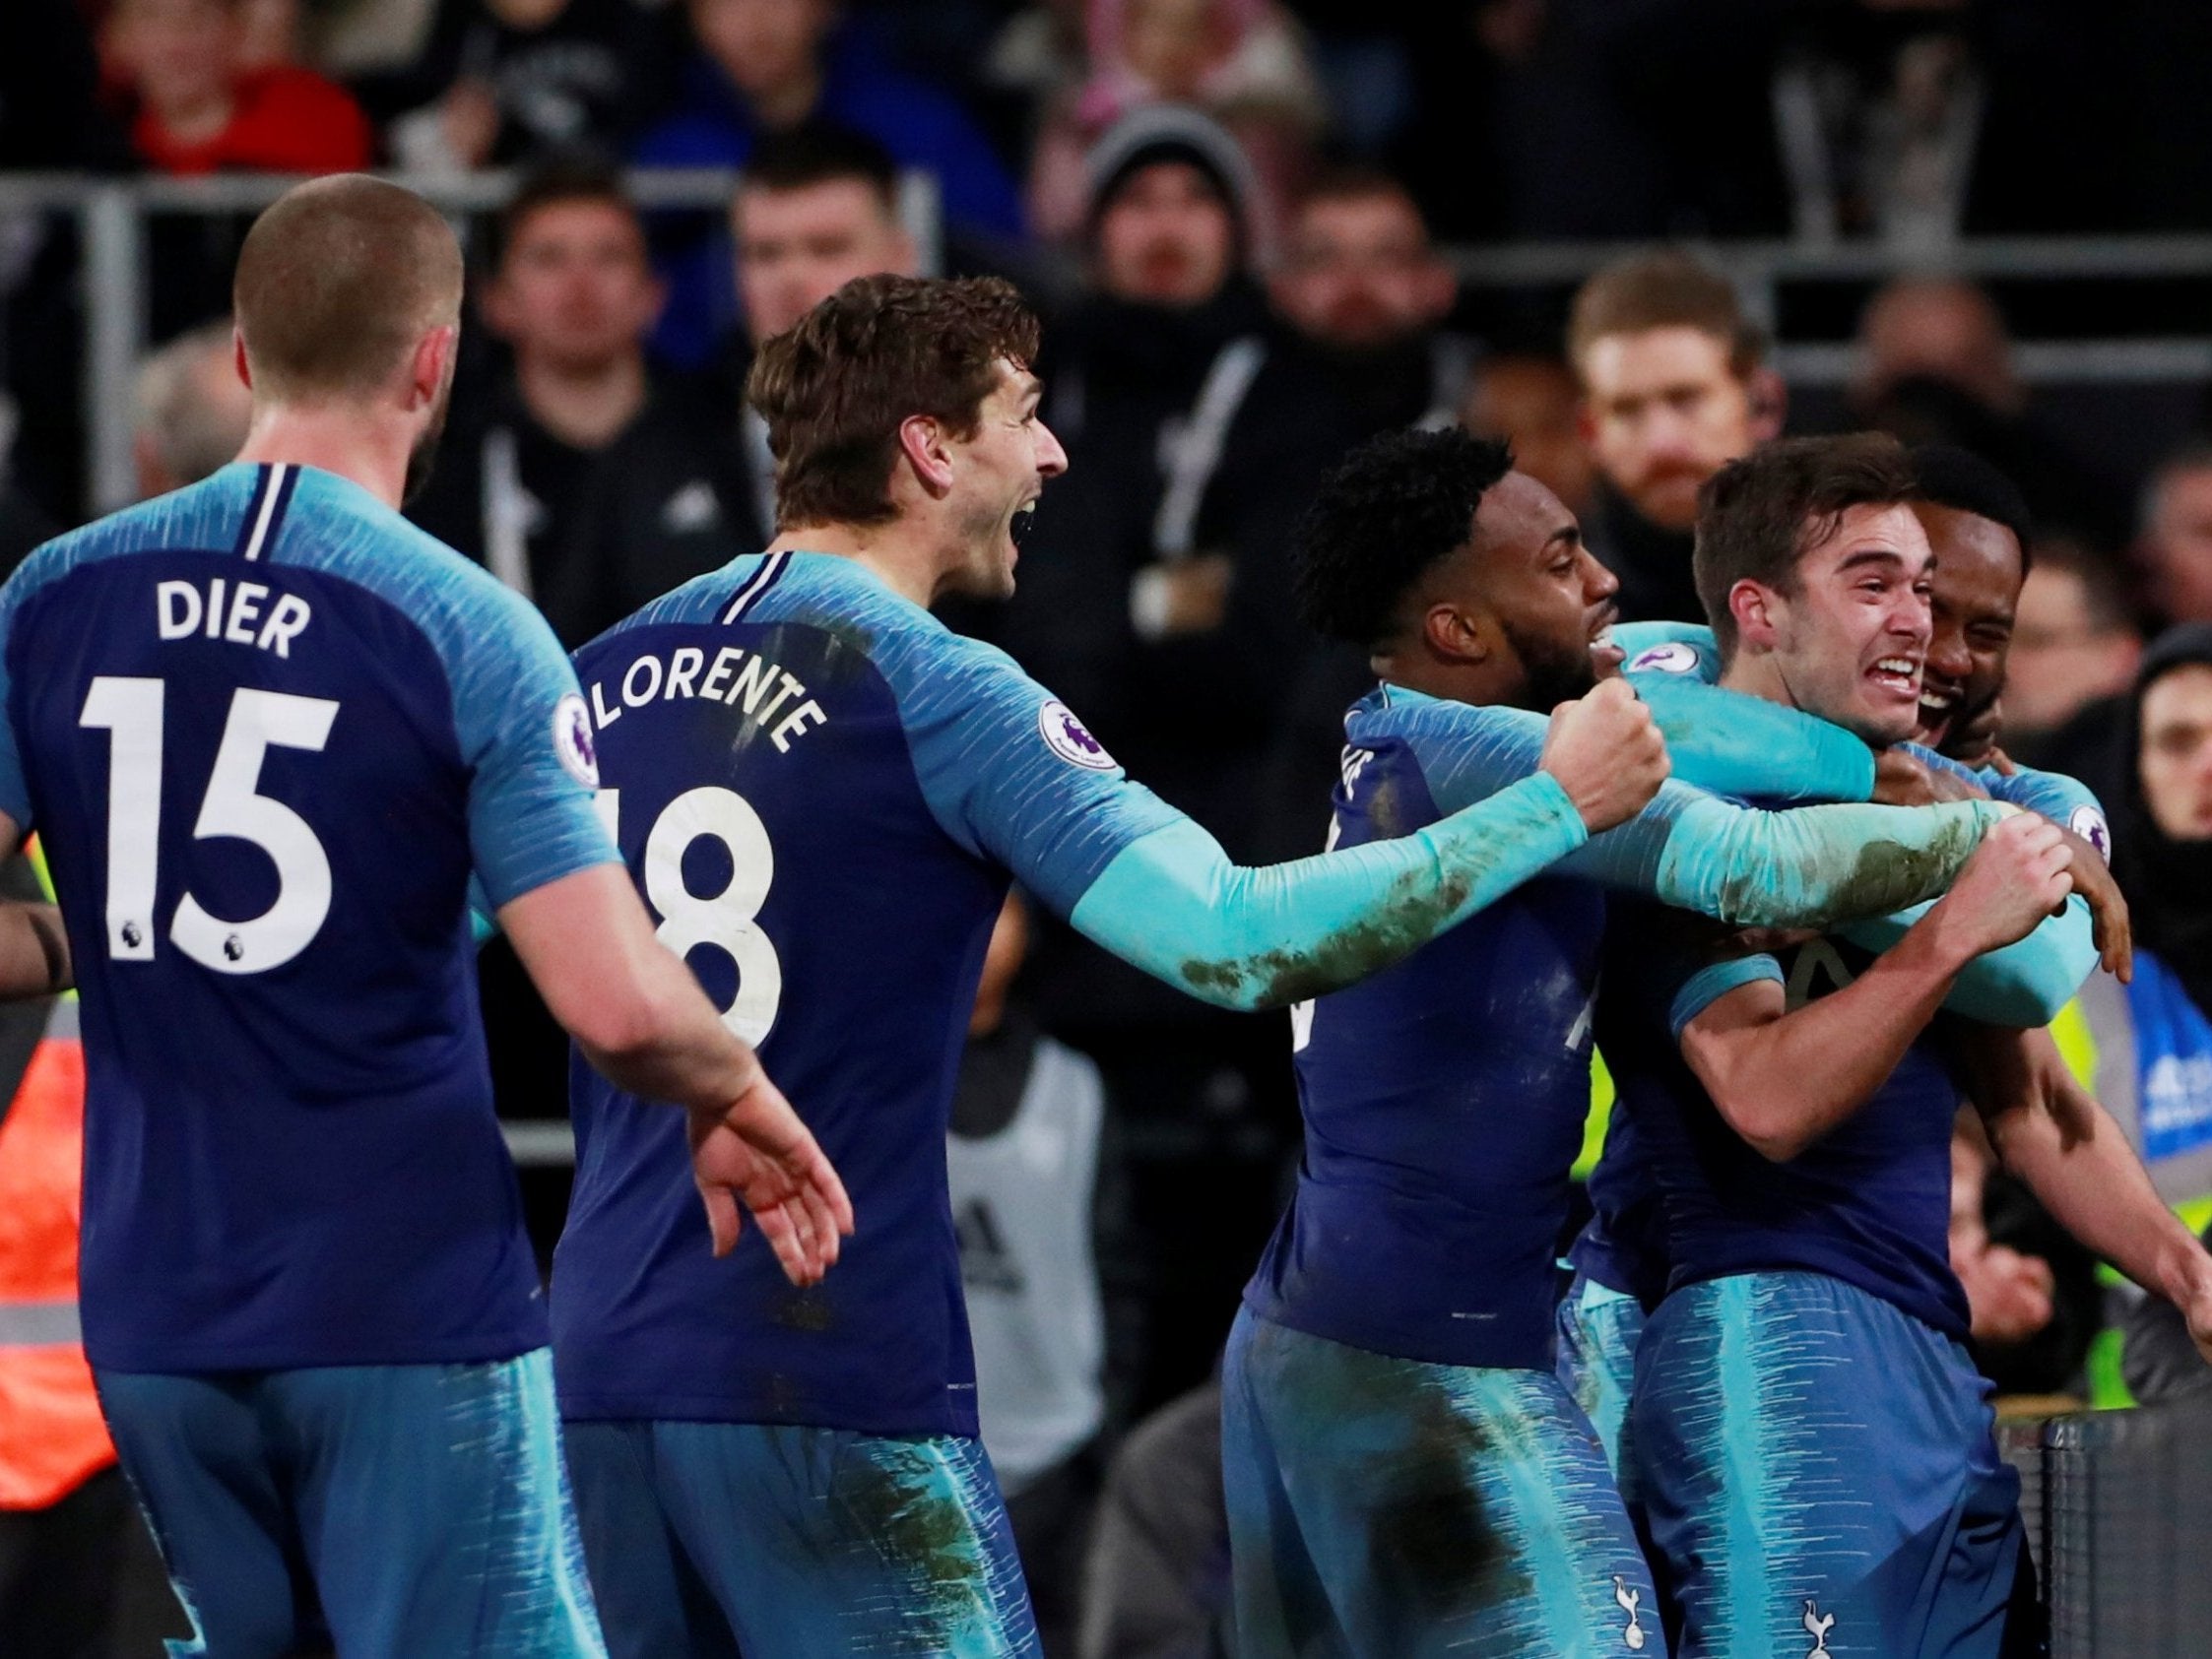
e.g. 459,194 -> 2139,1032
748,551 -> 1033,695
1,466 -> 267,610
276,466 -> 541,625
1617,621 -> 1720,681
1344,683 -> 1534,751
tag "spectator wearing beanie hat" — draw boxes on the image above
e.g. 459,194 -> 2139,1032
989,109 -> 1304,1418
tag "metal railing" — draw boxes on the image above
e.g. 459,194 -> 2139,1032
0,167 -> 943,515
6,165 -> 2212,514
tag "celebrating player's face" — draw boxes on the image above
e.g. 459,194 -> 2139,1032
945,359 -> 1067,602
1469,471 -> 1621,712
1762,502 -> 1935,745
1912,501 -> 2023,762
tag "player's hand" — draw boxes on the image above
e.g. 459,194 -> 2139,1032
1871,747 -> 1939,806
2051,823 -> 2131,981
1960,1243 -> 2057,1346
1540,678 -> 1668,834
688,1059 -> 855,1284
1935,814 -> 2074,961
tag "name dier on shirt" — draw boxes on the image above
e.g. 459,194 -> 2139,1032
156,577 -> 312,658
586,645 -> 827,754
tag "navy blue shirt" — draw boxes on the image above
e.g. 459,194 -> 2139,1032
1597,900 -> 1971,1340
0,463 -> 617,1372
552,552 -> 1176,1436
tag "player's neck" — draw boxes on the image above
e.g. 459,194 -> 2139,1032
236,409 -> 414,509
1719,651 -> 1794,709
515,351 -> 646,451
763,523 -> 940,608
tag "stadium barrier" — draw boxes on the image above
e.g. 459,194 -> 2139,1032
0,167 -> 943,516
8,168 -> 2212,511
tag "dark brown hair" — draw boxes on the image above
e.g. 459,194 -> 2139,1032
1567,250 -> 1767,382
747,274 -> 1041,531
233,174 -> 462,402
495,159 -> 639,269
1693,432 -> 1919,656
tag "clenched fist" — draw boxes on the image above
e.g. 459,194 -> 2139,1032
1540,678 -> 1669,834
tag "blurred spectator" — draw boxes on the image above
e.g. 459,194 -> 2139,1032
368,0 -> 676,172
1026,0 -> 1327,249
2076,625 -> 2212,1405
635,0 -> 1023,365
2003,537 -> 2144,776
0,0 -> 130,168
103,0 -> 372,174
998,105 -> 1288,1418
1567,249 -> 1781,624
2136,441 -> 2212,630
659,122 -> 921,552
1850,275 -> 2126,545
410,160 -> 745,648
951,892 -> 1127,1656
131,319 -> 252,501
1462,352 -> 1594,518
1223,165 -> 1474,861
1076,1378 -> 1232,1659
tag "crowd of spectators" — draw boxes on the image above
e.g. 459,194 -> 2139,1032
6,3 -> 2212,1654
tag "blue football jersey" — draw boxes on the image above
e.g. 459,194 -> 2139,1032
1597,898 -> 1971,1340
552,551 -> 1177,1437
0,463 -> 616,1372
1246,691 -> 1607,1370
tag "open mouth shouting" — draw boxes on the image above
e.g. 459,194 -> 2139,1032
1589,606 -> 1624,674
1866,653 -> 1924,707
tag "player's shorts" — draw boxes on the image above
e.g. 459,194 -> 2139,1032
1221,1306 -> 1665,1659
1555,1270 -> 1648,1490
95,1347 -> 603,1659
562,1419 -> 1038,1659
1631,1272 -> 2021,1659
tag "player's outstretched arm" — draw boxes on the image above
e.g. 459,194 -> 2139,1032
1393,691 -> 2017,931
1960,1026 -> 2212,1370
500,864 -> 853,1283
1067,681 -> 1667,1010
1680,815 -> 2076,1162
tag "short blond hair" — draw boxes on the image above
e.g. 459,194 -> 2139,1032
233,175 -> 463,402
1567,251 -> 1766,384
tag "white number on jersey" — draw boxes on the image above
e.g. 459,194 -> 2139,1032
597,785 -> 783,1044
80,676 -> 340,974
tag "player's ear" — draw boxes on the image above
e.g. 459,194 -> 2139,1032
408,325 -> 458,413
1421,601 -> 1491,667
895,414 -> 955,497
232,329 -> 252,392
1729,578 -> 1780,651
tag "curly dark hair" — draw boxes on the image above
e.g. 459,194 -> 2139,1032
748,273 -> 1041,531
1293,426 -> 1515,648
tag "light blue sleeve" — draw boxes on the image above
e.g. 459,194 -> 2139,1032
1392,698 -> 2006,927
1616,621 -> 1878,804
1669,955 -> 1786,1039
1069,773 -> 1589,1009
1838,893 -> 2096,1027
448,587 -> 620,909
1910,743 -> 2108,836
1838,748 -> 2105,1024
893,639 -> 1184,921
